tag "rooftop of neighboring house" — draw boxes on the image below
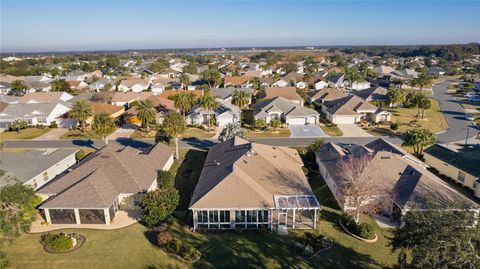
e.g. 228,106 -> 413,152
352,86 -> 389,102
212,87 -> 253,100
19,92 -> 74,103
119,78 -> 149,87
0,102 -> 70,119
91,103 -> 125,115
372,65 -> 396,75
264,87 -> 303,102
0,149 -> 78,188
0,74 -> 24,83
315,138 -> 479,211
424,144 -> 480,178
282,71 -> 304,82
323,95 -> 380,115
309,88 -> 347,102
224,76 -> 253,85
111,92 -> 154,103
189,137 -> 317,209
37,142 -> 173,209
189,98 -> 241,117
159,89 -> 203,99
253,96 -> 318,118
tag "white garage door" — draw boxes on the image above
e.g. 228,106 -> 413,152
287,117 -> 307,125
333,116 -> 357,124
306,116 -> 317,124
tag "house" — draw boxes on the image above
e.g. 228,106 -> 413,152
125,95 -> 176,125
264,87 -> 304,106
322,95 -> 391,124
253,96 -> 319,125
36,142 -> 174,225
309,77 -> 328,90
111,92 -> 154,107
88,79 -> 114,91
271,79 -> 290,88
117,78 -> 150,93
391,69 -> 419,79
19,92 -> 74,103
0,102 -> 71,128
424,144 -> 480,198
428,67 -> 446,77
66,80 -> 88,90
347,81 -> 371,90
0,149 -> 78,190
327,74 -> 345,89
212,87 -> 253,105
0,81 -> 12,95
187,98 -> 241,127
308,88 -> 347,104
25,80 -> 51,92
315,138 -> 479,218
352,86 -> 389,102
86,103 -> 125,124
224,76 -> 253,88
150,79 -> 166,95
189,137 -> 320,231
372,65 -> 396,77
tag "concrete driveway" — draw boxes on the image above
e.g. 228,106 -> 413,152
337,124 -> 372,137
107,124 -> 138,141
289,124 -> 328,138
33,128 -> 69,140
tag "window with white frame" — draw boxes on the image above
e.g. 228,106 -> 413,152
458,171 -> 466,183
234,210 -> 269,229
37,117 -> 47,124
197,210 -> 230,229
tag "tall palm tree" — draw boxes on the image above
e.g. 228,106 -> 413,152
92,112 -> 116,145
198,92 -> 219,131
414,73 -> 433,92
162,112 -> 186,160
136,99 -> 156,131
173,92 -> 195,117
69,99 -> 92,131
231,90 -> 250,109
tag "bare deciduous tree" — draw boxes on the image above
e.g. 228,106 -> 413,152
337,154 -> 394,223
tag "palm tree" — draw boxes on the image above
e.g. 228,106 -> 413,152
415,95 -> 431,118
414,73 -> 433,92
198,92 -> 219,131
179,74 -> 190,89
136,99 -> 156,132
69,99 -> 92,132
173,92 -> 195,117
231,90 -> 250,109
92,112 -> 116,145
162,112 -> 186,159
402,128 -> 436,158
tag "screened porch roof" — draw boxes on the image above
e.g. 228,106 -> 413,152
274,195 -> 320,210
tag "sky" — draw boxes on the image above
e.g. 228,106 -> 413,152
1,0 -> 479,52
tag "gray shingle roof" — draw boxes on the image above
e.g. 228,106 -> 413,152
212,88 -> 252,100
253,96 -> 318,117
0,102 -> 70,120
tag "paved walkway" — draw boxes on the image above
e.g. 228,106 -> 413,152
33,128 -> 68,140
107,124 -> 138,141
289,124 -> 328,138
337,124 -> 372,137
30,210 -> 142,233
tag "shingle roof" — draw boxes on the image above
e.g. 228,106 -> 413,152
212,88 -> 253,100
353,86 -> 389,102
111,92 -> 154,102
264,87 -> 303,102
424,144 -> 480,178
19,92 -> 73,103
189,137 -> 314,209
224,76 -> 253,85
0,149 -> 78,188
253,96 -> 318,117
91,103 -> 125,115
0,102 -> 70,120
38,142 -> 173,209
309,88 -> 347,102
323,95 -> 378,115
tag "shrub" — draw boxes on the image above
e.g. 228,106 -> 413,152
40,233 -> 73,252
180,243 -> 200,261
157,171 -> 175,189
358,223 -> 375,239
156,230 -> 173,247
167,238 -> 182,253
390,123 -> 399,130
140,188 -> 180,227
340,214 -> 357,233
8,119 -> 28,132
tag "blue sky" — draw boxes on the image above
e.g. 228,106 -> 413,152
1,0 -> 479,52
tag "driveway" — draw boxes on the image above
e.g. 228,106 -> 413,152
33,128 -> 69,140
431,79 -> 478,143
107,124 -> 138,141
337,124 -> 372,137
289,124 -> 328,138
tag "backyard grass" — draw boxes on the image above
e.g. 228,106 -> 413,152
320,124 -> 343,136
4,148 -> 397,269
0,127 -> 52,140
60,129 -> 103,140
245,128 -> 291,138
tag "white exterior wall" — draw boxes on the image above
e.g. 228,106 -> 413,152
131,84 -> 146,93
314,81 -> 328,90
24,152 -> 77,190
118,85 -> 130,92
151,86 -> 165,95
162,154 -> 174,171
216,112 -> 236,127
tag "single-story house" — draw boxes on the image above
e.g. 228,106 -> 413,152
187,98 -> 241,127
111,92 -> 154,107
189,137 -> 320,231
253,96 -> 319,125
308,88 -> 347,104
0,102 -> 72,128
424,144 -> 480,198
391,69 -> 419,80
19,92 -> 74,103
117,78 -> 150,93
224,76 -> 253,88
347,81 -> 371,90
88,79 -> 114,91
66,80 -> 88,90
264,87 -> 304,106
25,80 -> 52,93
327,74 -> 345,89
125,95 -> 176,125
212,87 -> 253,105
372,65 -> 396,77
37,142 -> 174,225
352,86 -> 389,102
315,138 -> 479,218
271,79 -> 290,88
428,67 -> 445,77
322,95 -> 391,124
0,82 -> 12,95
86,103 -> 125,124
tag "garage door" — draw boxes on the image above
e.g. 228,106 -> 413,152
287,117 -> 307,125
306,116 -> 317,124
333,116 -> 357,124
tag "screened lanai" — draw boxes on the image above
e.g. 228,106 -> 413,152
273,195 -> 321,229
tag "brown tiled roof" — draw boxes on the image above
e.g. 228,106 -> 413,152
38,142 -> 173,209
264,87 -> 303,102
224,76 -> 253,85
189,137 -> 314,209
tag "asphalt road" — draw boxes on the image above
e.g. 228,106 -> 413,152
430,80 -> 478,144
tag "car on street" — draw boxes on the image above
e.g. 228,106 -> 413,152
465,113 -> 475,121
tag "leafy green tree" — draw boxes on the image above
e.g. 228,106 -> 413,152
282,62 -> 297,74
10,80 -> 28,93
105,56 -> 120,68
198,92 -> 219,131
390,208 -> 480,269
182,63 -> 198,74
172,92 -> 195,117
150,58 -> 170,73
51,79 -> 72,93
136,99 -> 156,131
402,128 -> 436,158
344,67 -> 363,89
218,122 -> 245,142
305,139 -> 325,165
251,77 -> 261,91
157,171 -> 175,189
69,99 -> 92,131
411,72 -> 433,92
8,119 -> 28,132
254,118 -> 266,130
179,74 -> 190,88
232,90 -> 250,109
162,112 -> 186,159
201,67 -> 222,88
387,88 -> 405,107
92,112 -> 116,144
270,119 -> 281,131
140,188 -> 179,227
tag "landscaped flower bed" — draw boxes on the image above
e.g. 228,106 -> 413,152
292,232 -> 333,259
40,232 -> 85,253
156,229 -> 201,263
339,214 -> 377,243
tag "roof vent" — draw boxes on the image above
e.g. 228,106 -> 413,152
216,162 -> 221,166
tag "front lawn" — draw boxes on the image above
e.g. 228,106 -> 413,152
130,129 -> 157,139
245,128 -> 291,138
0,127 -> 52,140
320,124 -> 343,136
60,129 -> 103,140
181,127 -> 216,139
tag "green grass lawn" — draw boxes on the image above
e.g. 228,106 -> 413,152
245,128 -> 291,138
181,128 -> 216,139
320,124 -> 344,136
75,148 -> 96,161
4,148 -> 397,269
60,129 -> 103,140
0,128 -> 52,140
130,129 -> 157,139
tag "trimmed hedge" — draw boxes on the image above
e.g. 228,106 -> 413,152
340,214 -> 376,240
